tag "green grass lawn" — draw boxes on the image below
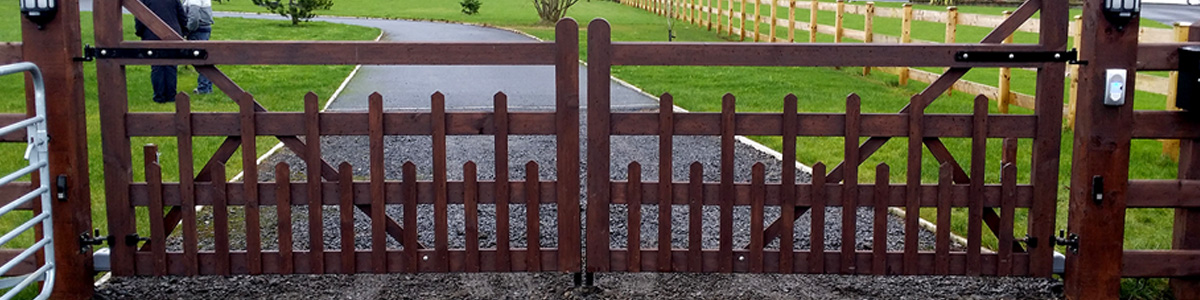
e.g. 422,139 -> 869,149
0,6 -> 379,252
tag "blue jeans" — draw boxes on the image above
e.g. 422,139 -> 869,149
187,26 -> 213,93
150,65 -> 177,103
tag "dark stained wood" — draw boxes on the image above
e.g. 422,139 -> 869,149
1129,111 -> 1200,139
1030,0 -> 1068,279
212,163 -> 230,276
1137,43 -> 1200,71
967,95 -> 988,276
873,164 -> 890,275
586,19 -> 614,272
924,139 -> 970,183
601,249 -> 1032,275
525,162 -> 542,272
494,94 -> 511,272
368,93 -> 387,274
276,163 -> 294,275
125,112 -> 1039,138
403,162 -> 419,273
97,28 -> 133,278
780,94 -> 798,274
810,163 -> 827,274
609,43 -> 1051,67
905,95 -> 923,275
554,19 -> 582,273
339,162 -> 356,274
0,43 -> 20,65
689,162 -> 704,272
304,92 -> 325,274
432,92 -> 449,272
1002,137 -> 1018,166
133,249 -> 565,275
999,163 -> 1016,276
240,93 -> 262,275
1121,250 -> 1200,278
842,94 -> 861,275
719,94 -> 736,273
935,163 -> 952,275
0,114 -> 30,142
145,145 -> 167,276
627,162 -> 642,272
750,163 -> 766,273
658,93 -> 675,272
464,162 -> 480,272
1065,0 -> 1135,295
109,41 -> 556,65
1172,138 -> 1200,296
177,93 -> 199,276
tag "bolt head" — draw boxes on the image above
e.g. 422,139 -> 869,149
146,50 -> 154,56
422,255 -> 429,261
194,50 -> 201,56
99,50 -> 107,55
961,53 -> 969,59
1008,53 -> 1015,59
1054,53 -> 1061,59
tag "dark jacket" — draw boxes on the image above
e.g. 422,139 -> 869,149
134,0 -> 188,40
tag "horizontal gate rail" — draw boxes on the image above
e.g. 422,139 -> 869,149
0,62 -> 54,300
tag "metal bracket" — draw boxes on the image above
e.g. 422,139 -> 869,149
55,175 -> 66,202
1055,230 -> 1080,254
125,234 -> 149,246
78,229 -> 104,254
1092,175 -> 1105,204
77,44 -> 207,61
1021,235 -> 1038,248
955,49 -> 1079,64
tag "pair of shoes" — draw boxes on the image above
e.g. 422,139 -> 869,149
192,89 -> 212,95
153,98 -> 174,104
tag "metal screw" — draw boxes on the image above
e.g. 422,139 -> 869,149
99,50 -> 107,55
194,50 -> 201,57
146,50 -> 154,56
1054,53 -> 1061,59
422,255 -> 429,261
961,53 -> 969,59
738,256 -> 745,261
1008,53 -> 1015,59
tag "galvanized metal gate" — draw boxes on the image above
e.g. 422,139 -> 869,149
0,62 -> 55,300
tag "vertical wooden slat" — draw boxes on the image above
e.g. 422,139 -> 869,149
688,162 -> 703,272
787,0 -> 796,42
658,93 -> 674,272
1034,0 -> 1067,279
402,162 -> 419,272
769,0 -> 777,42
716,0 -> 724,33
935,163 -> 952,275
464,162 -> 480,272
967,94 -> 989,276
554,18 -> 582,273
780,94 -> 798,274
368,93 -> 387,274
899,3 -> 913,86
432,92 -> 449,272
240,93 -> 262,275
834,0 -> 844,43
494,93 -> 512,272
213,163 -> 230,275
628,162 -> 642,272
586,19 -> 613,272
1002,137 -> 1018,167
145,145 -> 167,276
97,0 -> 133,283
904,94 -> 923,275
998,11 -> 1014,113
998,163 -> 1016,276
525,161 -> 542,271
842,94 -> 860,274
808,0 -> 818,43
304,92 -> 325,274
276,163 -> 294,275
872,163 -> 890,275
1066,15 -> 1083,129
728,0 -> 735,36
707,0 -> 714,30
719,94 -> 735,273
945,6 -> 958,44
338,162 -> 356,273
176,94 -> 199,276
750,163 -> 766,273
810,162 -> 826,274
862,2 -> 874,75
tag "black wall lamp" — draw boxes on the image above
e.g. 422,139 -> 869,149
20,0 -> 58,30
1103,0 -> 1140,30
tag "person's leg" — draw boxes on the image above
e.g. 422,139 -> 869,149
188,27 -> 214,94
151,65 -> 179,103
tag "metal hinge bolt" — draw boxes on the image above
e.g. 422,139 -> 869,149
1055,230 -> 1080,254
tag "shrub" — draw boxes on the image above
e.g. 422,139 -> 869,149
251,0 -> 335,25
532,0 -> 578,24
461,0 -> 482,15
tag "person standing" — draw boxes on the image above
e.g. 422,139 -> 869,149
134,0 -> 188,103
185,0 -> 215,94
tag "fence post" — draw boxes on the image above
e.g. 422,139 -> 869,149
770,0 -> 778,42
788,0 -> 796,42
899,3 -> 912,85
1163,22 -> 1191,160
1066,15 -> 1083,129
716,0 -> 723,32
1064,0 -> 1139,295
944,6 -> 957,95
728,0 -> 735,36
809,0 -> 818,42
22,0 -> 95,297
835,0 -> 844,43
740,0 -> 747,41
753,0 -> 761,41
863,2 -> 874,75
997,10 -> 1013,113
708,0 -> 714,30
1171,22 -> 1200,300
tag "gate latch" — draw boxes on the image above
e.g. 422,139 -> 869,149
1055,230 -> 1080,253
77,44 -> 207,61
955,49 -> 1079,64
79,229 -> 105,254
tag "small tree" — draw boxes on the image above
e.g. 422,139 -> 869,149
252,0 -> 335,25
532,0 -> 578,24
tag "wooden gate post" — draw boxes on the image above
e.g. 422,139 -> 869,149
19,0 -> 95,298
1064,0 -> 1139,297
1172,19 -> 1200,300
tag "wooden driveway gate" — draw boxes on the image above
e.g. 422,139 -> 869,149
92,0 -> 1077,283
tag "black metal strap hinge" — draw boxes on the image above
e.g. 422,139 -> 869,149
76,44 -> 207,61
955,48 -> 1080,64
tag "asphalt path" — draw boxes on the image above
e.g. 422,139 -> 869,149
1142,3 -> 1200,26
